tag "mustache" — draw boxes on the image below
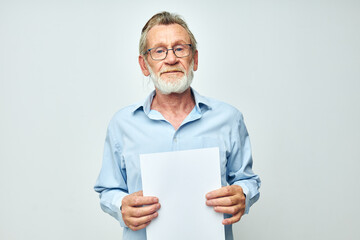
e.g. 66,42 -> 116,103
160,66 -> 185,74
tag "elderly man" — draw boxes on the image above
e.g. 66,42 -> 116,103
94,11 -> 260,240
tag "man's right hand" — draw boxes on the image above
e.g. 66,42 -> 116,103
121,190 -> 160,231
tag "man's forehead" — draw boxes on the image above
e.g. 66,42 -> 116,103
146,24 -> 190,47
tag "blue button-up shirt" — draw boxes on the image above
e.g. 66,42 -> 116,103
94,89 -> 260,240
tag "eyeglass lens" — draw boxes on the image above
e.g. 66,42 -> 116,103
150,44 -> 191,60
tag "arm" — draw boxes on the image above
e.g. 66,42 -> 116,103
94,126 -> 129,227
94,125 -> 160,229
206,112 -> 261,224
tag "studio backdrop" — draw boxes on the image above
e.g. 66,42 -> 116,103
1,0 -> 359,239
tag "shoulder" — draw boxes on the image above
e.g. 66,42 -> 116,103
202,95 -> 244,120
107,102 -> 141,129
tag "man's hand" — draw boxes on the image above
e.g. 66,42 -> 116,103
206,185 -> 246,225
121,190 -> 161,231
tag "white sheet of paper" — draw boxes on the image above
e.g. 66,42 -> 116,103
140,147 -> 225,240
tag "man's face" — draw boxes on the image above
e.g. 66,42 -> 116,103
139,24 -> 198,94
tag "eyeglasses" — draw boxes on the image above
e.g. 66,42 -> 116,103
146,44 -> 192,61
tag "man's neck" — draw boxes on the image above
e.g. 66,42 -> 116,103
151,88 -> 195,114
150,88 -> 195,129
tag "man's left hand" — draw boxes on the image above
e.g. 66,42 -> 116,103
206,185 -> 246,225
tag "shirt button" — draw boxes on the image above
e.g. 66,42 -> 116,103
173,137 -> 177,142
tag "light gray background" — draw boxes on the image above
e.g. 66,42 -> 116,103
1,0 -> 359,239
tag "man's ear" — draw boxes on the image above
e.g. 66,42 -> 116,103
139,55 -> 150,76
193,50 -> 198,71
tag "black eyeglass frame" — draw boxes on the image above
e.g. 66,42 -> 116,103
146,44 -> 193,61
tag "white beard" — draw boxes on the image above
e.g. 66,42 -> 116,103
146,61 -> 194,95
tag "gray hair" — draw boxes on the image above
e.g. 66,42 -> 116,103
139,11 -> 197,56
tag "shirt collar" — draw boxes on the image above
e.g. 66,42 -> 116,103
192,88 -> 212,113
131,88 -> 212,115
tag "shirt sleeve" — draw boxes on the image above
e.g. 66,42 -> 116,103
227,111 -> 261,214
94,124 -> 128,227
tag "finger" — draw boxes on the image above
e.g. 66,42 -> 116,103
222,212 -> 243,225
128,220 -> 151,231
123,193 -> 159,207
128,211 -> 159,228
206,195 -> 240,207
129,203 -> 161,217
213,205 -> 242,215
206,186 -> 236,200
131,196 -> 159,207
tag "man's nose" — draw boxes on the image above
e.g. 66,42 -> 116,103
164,49 -> 178,64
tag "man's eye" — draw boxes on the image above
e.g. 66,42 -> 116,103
174,46 -> 184,52
154,48 -> 165,54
